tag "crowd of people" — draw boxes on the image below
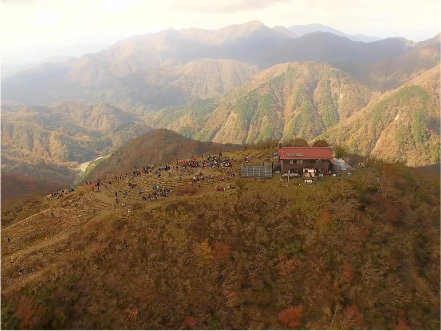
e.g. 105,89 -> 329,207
47,153 -> 239,207
47,185 -> 78,200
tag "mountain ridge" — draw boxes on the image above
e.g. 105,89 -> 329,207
84,129 -> 242,181
2,21 -> 424,110
146,62 -> 374,143
145,61 -> 439,166
288,23 -> 381,42
319,64 -> 440,166
1,101 -> 152,188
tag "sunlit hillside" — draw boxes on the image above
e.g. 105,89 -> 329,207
1,134 -> 439,329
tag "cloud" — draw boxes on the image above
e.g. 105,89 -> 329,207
2,0 -> 38,3
175,0 -> 291,13
33,9 -> 61,27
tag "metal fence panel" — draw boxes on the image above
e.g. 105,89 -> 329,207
240,166 -> 273,178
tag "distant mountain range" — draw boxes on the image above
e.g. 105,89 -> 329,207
1,21 -> 439,191
147,62 -> 373,143
1,100 -> 151,187
288,24 -> 381,42
145,61 -> 440,167
2,21 -> 420,110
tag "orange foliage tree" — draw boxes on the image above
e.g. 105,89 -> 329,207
184,316 -> 196,329
214,242 -> 230,260
342,304 -> 365,329
278,305 -> 303,328
343,263 -> 354,283
277,255 -> 296,276
15,296 -> 46,330
396,310 -> 411,330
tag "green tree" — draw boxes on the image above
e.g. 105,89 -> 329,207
334,145 -> 348,158
284,138 -> 308,147
313,139 -> 329,147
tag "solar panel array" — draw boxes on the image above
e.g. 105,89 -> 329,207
240,166 -> 273,179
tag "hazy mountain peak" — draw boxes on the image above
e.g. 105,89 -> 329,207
230,20 -> 266,30
272,25 -> 296,38
288,23 -> 381,42
208,20 -> 269,44
1,20 -> 429,108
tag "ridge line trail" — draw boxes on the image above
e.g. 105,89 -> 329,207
2,205 -> 96,255
3,208 -> 51,231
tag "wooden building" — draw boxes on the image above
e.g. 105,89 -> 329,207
278,147 -> 333,175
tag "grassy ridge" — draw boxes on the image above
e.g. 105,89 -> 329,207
1,147 -> 439,329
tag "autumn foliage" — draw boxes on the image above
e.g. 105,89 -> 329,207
278,305 -> 303,329
342,304 -> 365,329
214,242 -> 230,259
343,263 -> 354,283
396,311 -> 411,330
1,153 -> 439,329
277,255 -> 296,276
15,296 -> 46,330
184,316 -> 196,329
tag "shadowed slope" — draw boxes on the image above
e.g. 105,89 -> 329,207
86,129 -> 242,180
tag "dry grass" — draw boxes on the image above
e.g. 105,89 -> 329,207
1,150 -> 440,329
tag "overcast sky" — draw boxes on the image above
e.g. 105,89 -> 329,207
2,0 -> 440,65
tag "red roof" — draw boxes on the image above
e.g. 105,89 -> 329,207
278,147 -> 333,160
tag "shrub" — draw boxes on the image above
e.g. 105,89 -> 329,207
313,139 -> 329,147
343,263 -> 354,283
15,296 -> 46,330
279,305 -> 303,328
184,316 -> 196,329
334,145 -> 348,158
214,243 -> 230,260
284,138 -> 308,147
341,304 -> 365,329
